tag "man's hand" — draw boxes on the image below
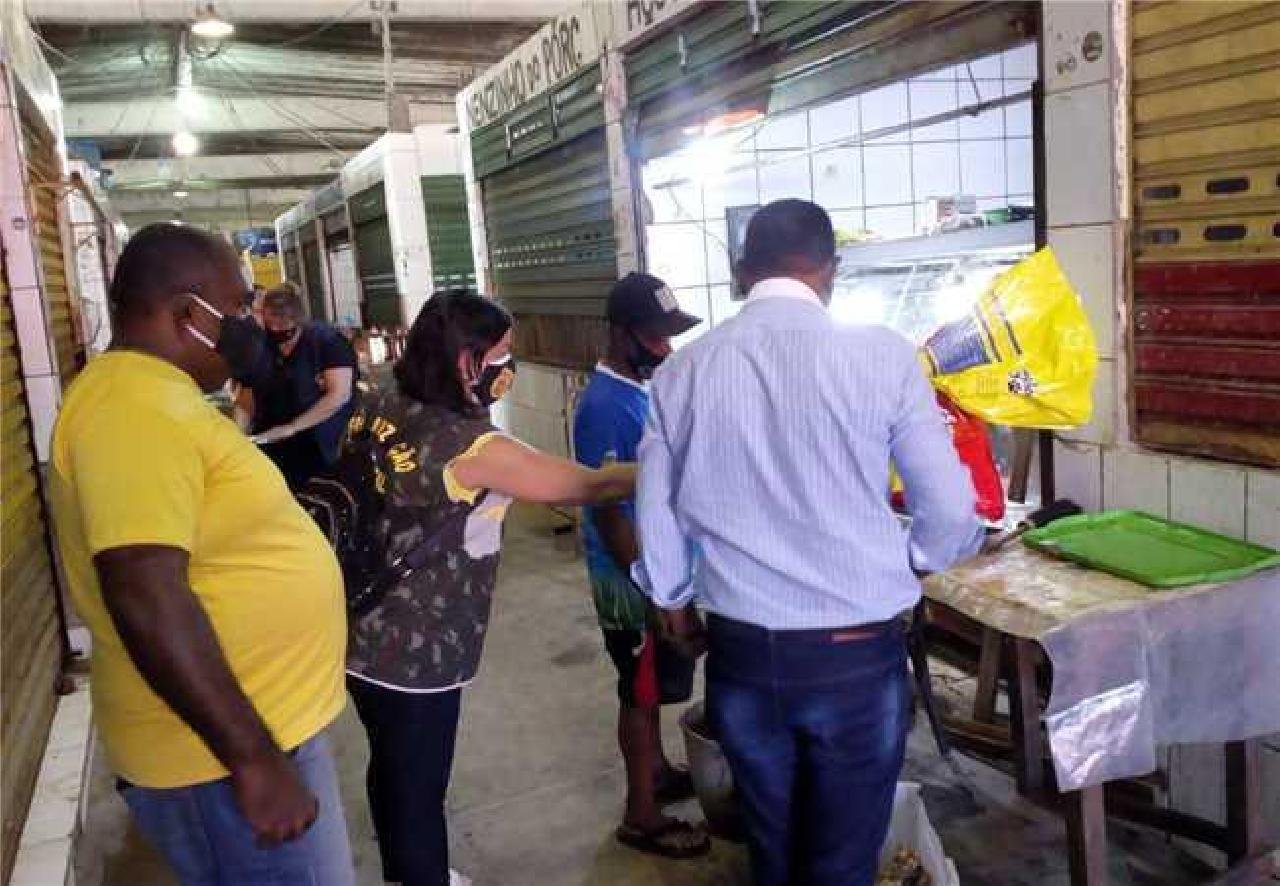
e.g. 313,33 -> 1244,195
231,750 -> 319,847
251,423 -> 296,445
657,605 -> 707,659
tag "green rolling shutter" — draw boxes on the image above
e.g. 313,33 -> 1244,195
421,175 -> 476,291
349,183 -> 399,329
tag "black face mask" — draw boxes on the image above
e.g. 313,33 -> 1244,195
267,326 -> 299,345
187,293 -> 268,383
627,330 -> 665,381
472,355 -> 517,408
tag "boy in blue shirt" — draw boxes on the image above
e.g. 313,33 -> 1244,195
573,273 -> 708,858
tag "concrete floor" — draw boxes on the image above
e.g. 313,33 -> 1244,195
77,508 -> 1225,886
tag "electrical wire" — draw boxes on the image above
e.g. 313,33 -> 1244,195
259,0 -> 367,51
212,54 -> 349,157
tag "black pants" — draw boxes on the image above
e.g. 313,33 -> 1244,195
348,677 -> 462,886
261,433 -> 327,491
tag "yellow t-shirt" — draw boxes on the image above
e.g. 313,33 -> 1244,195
49,350 -> 347,788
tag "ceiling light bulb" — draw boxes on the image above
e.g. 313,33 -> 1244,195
172,131 -> 199,157
173,190 -> 190,198
176,86 -> 203,119
191,4 -> 234,39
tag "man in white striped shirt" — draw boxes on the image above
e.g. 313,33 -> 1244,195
633,199 -> 982,885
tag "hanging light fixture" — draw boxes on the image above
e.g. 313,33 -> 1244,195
191,4 -> 234,39
172,131 -> 200,157
173,189 -> 190,199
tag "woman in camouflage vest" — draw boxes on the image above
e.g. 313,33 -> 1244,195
346,291 -> 634,886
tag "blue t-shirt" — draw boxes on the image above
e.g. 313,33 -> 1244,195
573,365 -> 648,577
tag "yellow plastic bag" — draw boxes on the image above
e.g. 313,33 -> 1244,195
920,248 -> 1097,429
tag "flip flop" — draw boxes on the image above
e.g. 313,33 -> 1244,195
654,767 -> 697,805
616,820 -> 712,859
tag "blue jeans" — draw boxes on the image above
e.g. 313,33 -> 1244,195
706,615 -> 912,886
121,733 -> 355,886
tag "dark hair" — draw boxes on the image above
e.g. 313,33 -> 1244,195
262,281 -> 305,318
109,223 -> 236,318
739,199 -> 836,278
394,290 -> 513,413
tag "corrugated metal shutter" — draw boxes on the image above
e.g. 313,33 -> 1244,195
1,260 -> 64,883
470,63 -> 615,367
1131,0 -> 1280,467
349,184 -> 398,329
481,127 -> 615,315
281,232 -> 302,286
421,175 -> 476,291
19,100 -> 82,385
629,1 -> 1036,159
300,234 -> 328,322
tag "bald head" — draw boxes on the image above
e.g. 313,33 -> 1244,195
109,223 -> 242,321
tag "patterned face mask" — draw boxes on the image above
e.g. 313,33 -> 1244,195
472,354 -> 516,407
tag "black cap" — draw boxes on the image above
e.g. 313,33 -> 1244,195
606,272 -> 701,337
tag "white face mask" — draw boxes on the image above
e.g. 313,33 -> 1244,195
184,293 -> 223,350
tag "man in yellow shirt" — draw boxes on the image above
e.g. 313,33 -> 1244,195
49,223 -> 353,885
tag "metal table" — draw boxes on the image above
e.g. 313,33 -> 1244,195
921,546 -> 1275,885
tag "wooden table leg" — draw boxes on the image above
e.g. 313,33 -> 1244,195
1224,739 -> 1263,863
1065,785 -> 1109,886
1006,637 -> 1046,796
973,626 -> 1002,723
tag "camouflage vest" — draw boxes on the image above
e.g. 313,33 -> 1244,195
346,391 -> 511,691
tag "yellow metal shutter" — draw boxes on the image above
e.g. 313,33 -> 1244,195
18,100 -> 83,386
0,260 -> 65,883
1130,1 -> 1280,466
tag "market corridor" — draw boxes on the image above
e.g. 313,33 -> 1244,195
77,510 -> 1213,886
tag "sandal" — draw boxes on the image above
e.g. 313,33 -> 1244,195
654,767 -> 697,805
616,819 -> 712,859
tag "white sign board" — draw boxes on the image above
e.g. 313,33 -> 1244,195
460,3 -> 603,131
327,246 -> 362,328
608,0 -> 705,50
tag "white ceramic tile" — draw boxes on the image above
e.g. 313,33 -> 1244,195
1171,459 -> 1247,538
1003,43 -> 1039,79
702,164 -> 757,219
865,205 -> 916,240
755,111 -> 807,150
957,104 -> 1004,140
1059,357 -> 1115,445
704,220 -> 731,287
960,141 -> 1006,198
909,80 -> 958,123
863,145 -> 912,205
1053,439 -> 1102,512
964,51 -> 1003,81
1006,137 -> 1034,198
758,152 -> 813,204
1045,82 -> 1114,226
812,148 -> 862,209
672,287 -> 711,350
1044,0 -> 1113,94
645,177 -> 701,224
1047,224 -> 1116,358
1246,470 -> 1280,549
828,208 -> 866,236
646,223 -> 707,289
708,284 -> 740,327
808,93 -> 859,149
1004,98 -> 1033,138
860,82 -> 910,139
912,143 -> 960,199
1102,449 -> 1170,518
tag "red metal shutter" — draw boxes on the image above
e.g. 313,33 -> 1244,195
1130,1 -> 1280,467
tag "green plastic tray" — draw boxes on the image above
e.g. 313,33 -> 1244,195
1022,510 -> 1280,588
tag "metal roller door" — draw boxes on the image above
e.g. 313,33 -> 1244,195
281,232 -> 302,287
19,98 -> 82,385
1,260 -> 65,883
300,233 -> 328,321
471,63 -> 615,367
1130,0 -> 1280,466
421,175 -> 476,292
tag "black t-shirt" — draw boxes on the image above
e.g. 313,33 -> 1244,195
249,323 -> 359,463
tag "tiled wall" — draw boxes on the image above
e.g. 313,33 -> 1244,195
641,44 -> 1038,347
1042,0 -> 1279,550
1042,0 -> 1279,851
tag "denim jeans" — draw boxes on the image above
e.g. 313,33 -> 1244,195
706,615 -> 912,886
347,677 -> 462,886
120,732 -> 355,886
